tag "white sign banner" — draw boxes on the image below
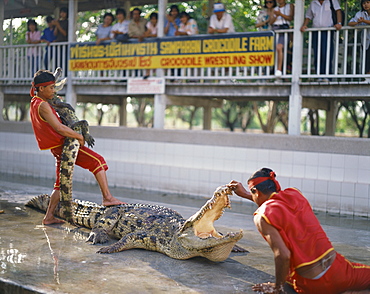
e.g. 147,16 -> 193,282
127,78 -> 165,94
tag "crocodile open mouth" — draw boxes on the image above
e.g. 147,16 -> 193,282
180,185 -> 238,239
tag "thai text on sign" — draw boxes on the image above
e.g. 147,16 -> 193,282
69,32 -> 275,71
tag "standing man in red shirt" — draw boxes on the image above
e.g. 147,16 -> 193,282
228,168 -> 370,294
29,70 -> 124,225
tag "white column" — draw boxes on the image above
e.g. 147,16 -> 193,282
288,1 -> 304,135
0,1 -> 4,46
153,0 -> 168,129
0,90 -> 4,121
66,0 -> 78,106
157,0 -> 167,38
153,94 -> 167,129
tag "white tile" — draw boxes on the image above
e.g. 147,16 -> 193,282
341,182 -> 355,197
331,154 -> 345,168
318,153 -> 331,167
302,178 -> 315,193
343,167 -> 359,183
293,151 -> 306,165
330,167 -> 344,182
344,154 -> 359,169
340,196 -> 354,214
292,164 -> 305,178
317,166 -> 331,180
305,165 -> 318,179
305,152 -> 319,166
356,168 -> 370,184
314,180 -> 328,194
280,150 -> 294,164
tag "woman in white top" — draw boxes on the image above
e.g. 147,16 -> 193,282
110,8 -> 130,43
175,12 -> 198,36
270,0 -> 294,78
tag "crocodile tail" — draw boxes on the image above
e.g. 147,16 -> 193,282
26,194 -> 51,212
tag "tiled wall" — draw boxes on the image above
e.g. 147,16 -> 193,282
1,123 -> 370,217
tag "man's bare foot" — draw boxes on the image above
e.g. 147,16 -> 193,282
102,197 -> 126,206
42,216 -> 65,225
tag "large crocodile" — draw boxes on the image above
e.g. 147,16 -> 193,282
26,185 -> 245,261
48,68 -> 95,222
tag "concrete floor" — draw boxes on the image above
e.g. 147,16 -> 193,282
1,173 -> 370,294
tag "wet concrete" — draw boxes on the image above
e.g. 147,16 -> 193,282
0,173 -> 370,294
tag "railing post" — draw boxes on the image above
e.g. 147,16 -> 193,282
288,1 -> 304,136
153,0 -> 168,129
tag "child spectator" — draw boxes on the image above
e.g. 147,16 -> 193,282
41,16 -> 56,70
270,0 -> 294,78
143,13 -> 158,79
164,5 -> 181,36
256,0 -> 276,31
349,0 -> 370,82
175,12 -> 198,36
110,8 -> 130,43
144,12 -> 158,38
96,12 -> 114,45
208,3 -> 235,34
26,19 -> 41,75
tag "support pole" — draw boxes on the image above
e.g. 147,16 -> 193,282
0,1 -> 4,46
325,100 -> 338,136
288,1 -> 304,135
66,0 -> 77,107
153,94 -> 167,129
120,97 -> 127,126
203,106 -> 212,130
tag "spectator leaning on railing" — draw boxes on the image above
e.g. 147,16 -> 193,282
164,5 -> 181,36
26,19 -> 41,75
41,16 -> 56,70
128,8 -> 148,42
348,0 -> 370,83
96,12 -> 114,45
110,8 -> 130,43
270,0 -> 294,79
256,0 -> 277,31
301,0 -> 343,82
175,12 -> 199,36
208,3 -> 235,34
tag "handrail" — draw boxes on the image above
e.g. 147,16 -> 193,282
0,27 -> 369,84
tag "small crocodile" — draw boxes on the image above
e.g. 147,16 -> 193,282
48,67 -> 95,222
26,185 -> 245,261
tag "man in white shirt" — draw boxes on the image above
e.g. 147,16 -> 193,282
208,3 -> 235,34
301,0 -> 343,79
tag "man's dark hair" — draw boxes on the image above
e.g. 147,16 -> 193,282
248,167 -> 277,194
60,7 -> 68,17
132,7 -> 142,15
33,70 -> 55,89
103,12 -> 114,21
46,16 -> 54,23
116,8 -> 126,17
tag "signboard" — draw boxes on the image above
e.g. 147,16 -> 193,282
69,32 -> 274,71
127,78 -> 165,94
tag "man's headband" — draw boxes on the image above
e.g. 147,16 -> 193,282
248,171 -> 281,192
30,81 -> 55,97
